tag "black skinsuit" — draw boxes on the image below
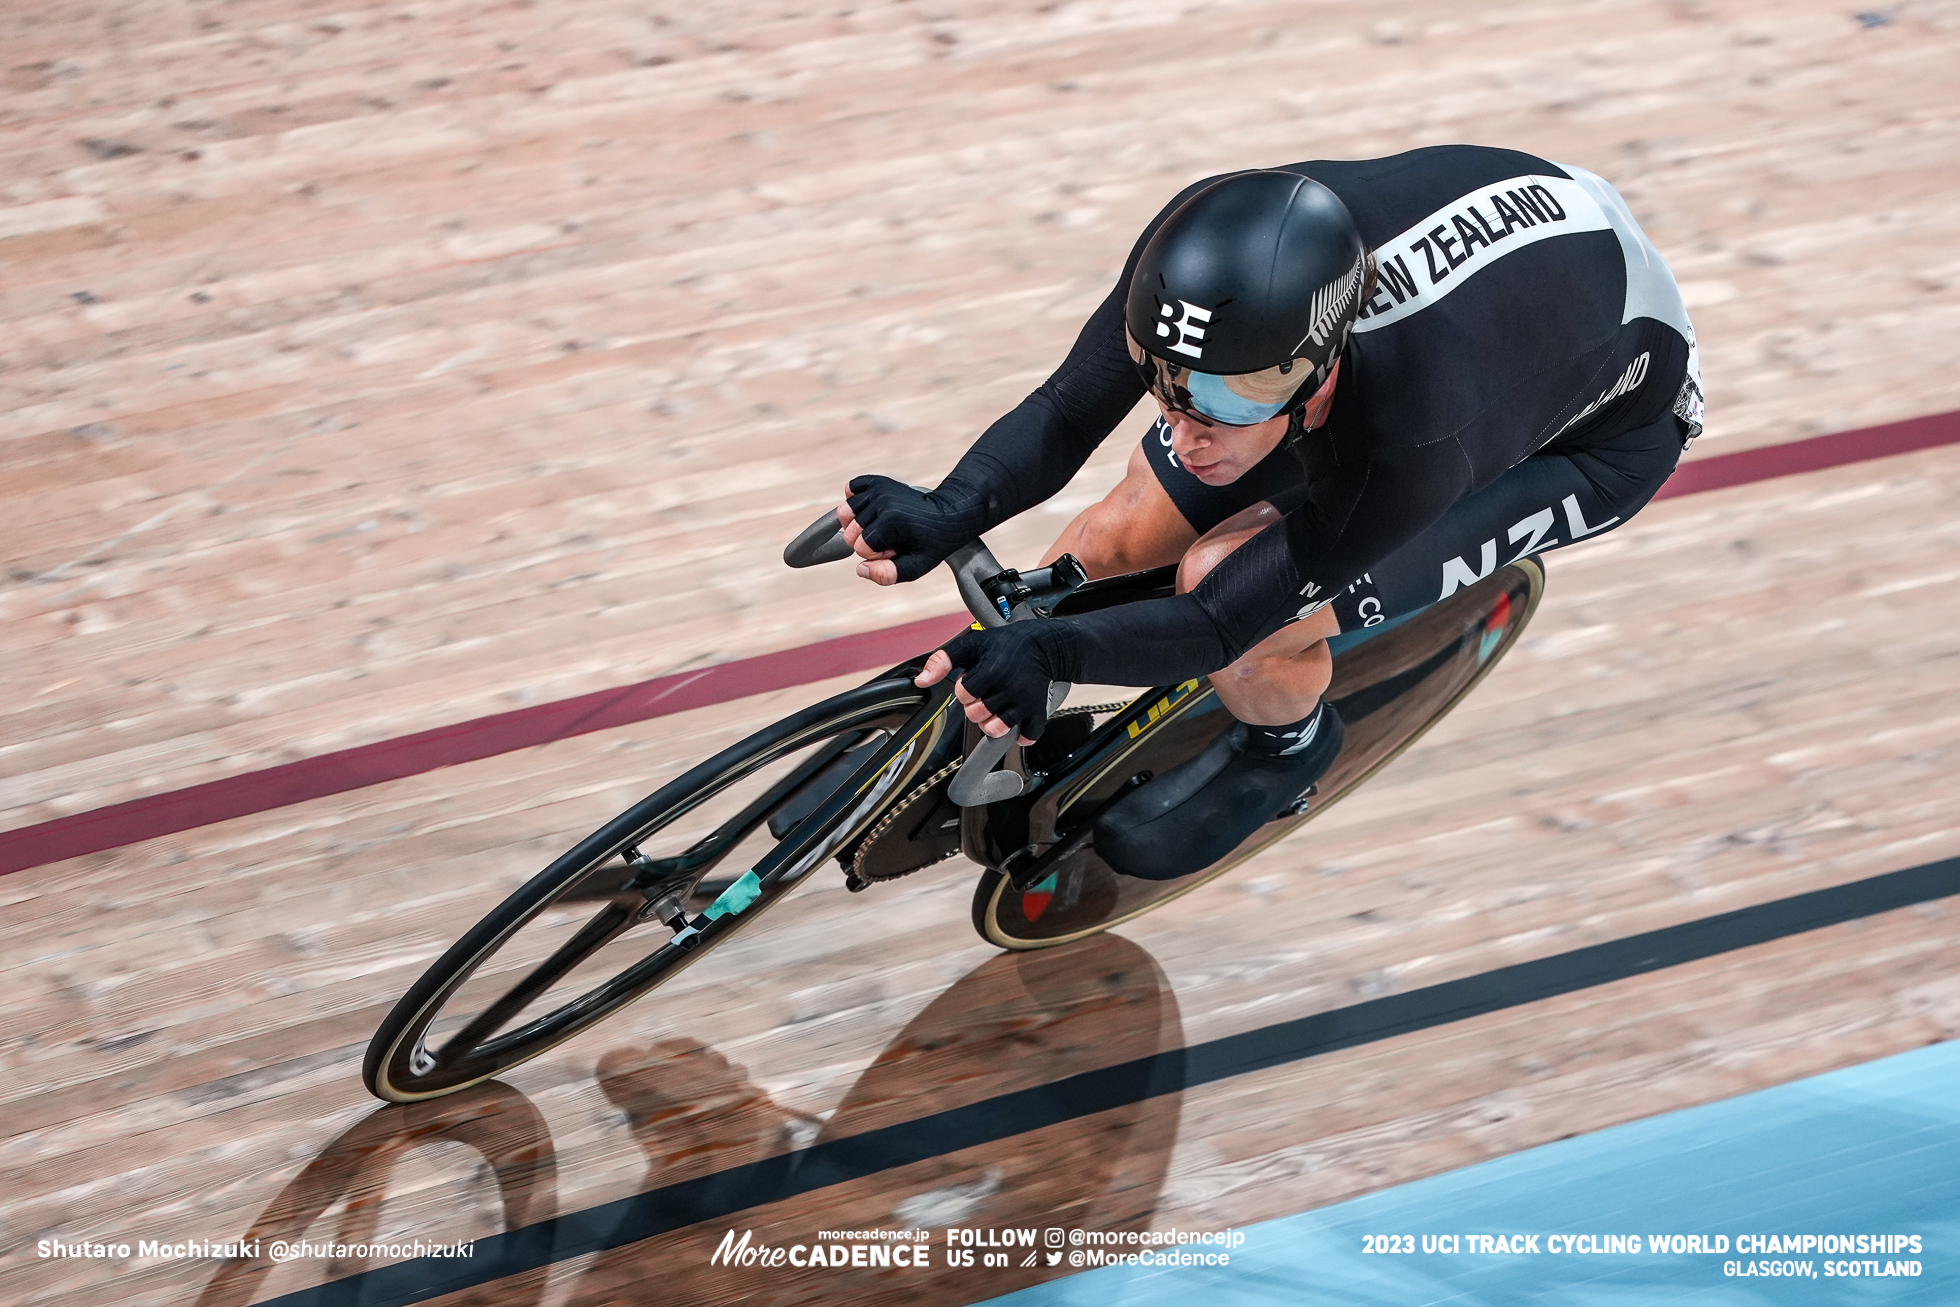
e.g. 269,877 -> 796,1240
905,146 -> 1703,688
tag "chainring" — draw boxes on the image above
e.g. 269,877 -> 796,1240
849,759 -> 966,883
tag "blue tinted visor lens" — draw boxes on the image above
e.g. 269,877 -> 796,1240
1182,371 -> 1289,426
1128,331 -> 1305,427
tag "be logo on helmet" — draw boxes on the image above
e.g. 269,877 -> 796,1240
1155,299 -> 1212,359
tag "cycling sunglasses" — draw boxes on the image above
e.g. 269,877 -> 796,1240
1126,331 -> 1312,428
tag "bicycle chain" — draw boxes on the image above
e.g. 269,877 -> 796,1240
1053,700 -> 1132,719
847,700 -> 1133,885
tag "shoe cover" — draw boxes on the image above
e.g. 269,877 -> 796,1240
1092,705 -> 1344,881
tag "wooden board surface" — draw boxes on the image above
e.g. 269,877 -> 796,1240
3,1 -> 1959,1303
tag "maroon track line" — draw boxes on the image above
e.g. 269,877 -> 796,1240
1650,408 -> 1960,501
1,613 -> 970,877
5,409 -> 1959,878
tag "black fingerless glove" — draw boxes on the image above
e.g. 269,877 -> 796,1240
937,621 -> 1083,741
845,475 -> 990,583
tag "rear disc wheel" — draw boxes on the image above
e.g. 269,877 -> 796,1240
973,559 -> 1545,949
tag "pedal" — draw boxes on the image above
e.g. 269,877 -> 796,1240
1023,711 -> 1095,775
1279,784 -> 1319,819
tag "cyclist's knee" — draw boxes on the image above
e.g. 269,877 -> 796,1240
1175,501 -> 1280,593
1074,496 -> 1165,577
1209,619 -> 1336,725
1176,532 -> 1239,594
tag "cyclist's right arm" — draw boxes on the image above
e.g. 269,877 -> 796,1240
842,174 -> 1235,585
841,288 -> 1139,582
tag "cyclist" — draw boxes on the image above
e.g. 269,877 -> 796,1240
837,145 -> 1703,882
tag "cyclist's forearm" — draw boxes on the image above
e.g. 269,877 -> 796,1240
932,598 -> 1234,725
1060,518 -> 1322,686
1059,593 -> 1239,688
934,393 -> 1097,530
936,289 -> 1144,534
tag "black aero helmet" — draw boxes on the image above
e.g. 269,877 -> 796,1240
1126,170 -> 1366,425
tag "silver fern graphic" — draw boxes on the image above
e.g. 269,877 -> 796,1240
1300,253 -> 1364,351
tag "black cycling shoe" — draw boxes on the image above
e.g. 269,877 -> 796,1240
1092,704 -> 1344,882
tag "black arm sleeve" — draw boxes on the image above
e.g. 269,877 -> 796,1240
927,288 -> 1142,530
1058,438 -> 1475,686
927,173 -> 1240,533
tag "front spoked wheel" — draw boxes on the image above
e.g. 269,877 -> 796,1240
365,678 -> 946,1102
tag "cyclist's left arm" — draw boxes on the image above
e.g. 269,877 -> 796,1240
925,440 -> 1472,734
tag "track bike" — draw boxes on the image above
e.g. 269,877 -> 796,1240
364,514 -> 1543,1102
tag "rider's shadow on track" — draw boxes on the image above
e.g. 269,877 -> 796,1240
193,1080 -> 558,1307
567,932 -> 1185,1306
195,935 -> 1183,1307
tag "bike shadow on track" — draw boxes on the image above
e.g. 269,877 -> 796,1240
194,1080 -> 558,1307
568,931 -> 1185,1305
198,933 -> 1185,1307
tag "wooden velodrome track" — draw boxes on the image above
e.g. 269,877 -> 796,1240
5,0 -> 1959,1303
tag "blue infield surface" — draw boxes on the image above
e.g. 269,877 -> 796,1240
980,1038 -> 1960,1306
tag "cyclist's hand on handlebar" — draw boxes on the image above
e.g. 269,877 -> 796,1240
917,649 -> 1030,742
835,500 -> 898,585
917,623 -> 1079,743
840,475 -> 983,584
